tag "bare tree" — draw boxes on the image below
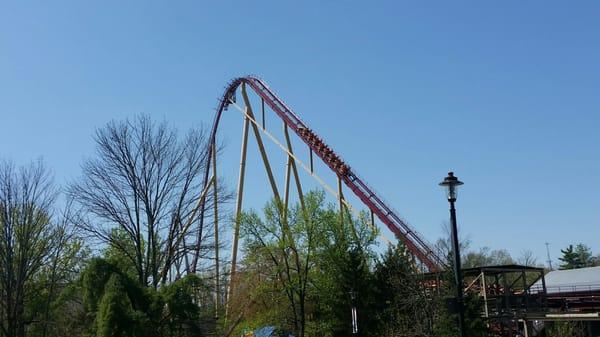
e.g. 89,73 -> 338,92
69,115 -> 226,288
518,249 -> 539,267
0,160 -> 57,337
434,221 -> 471,263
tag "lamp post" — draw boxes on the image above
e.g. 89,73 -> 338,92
349,289 -> 358,334
439,172 -> 466,337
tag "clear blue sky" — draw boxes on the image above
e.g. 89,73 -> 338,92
1,1 -> 599,266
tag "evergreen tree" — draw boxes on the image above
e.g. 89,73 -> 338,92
559,245 -> 581,269
373,243 -> 437,337
80,258 -> 206,337
95,274 -> 136,337
574,244 -> 594,267
559,244 -> 593,269
310,243 -> 377,337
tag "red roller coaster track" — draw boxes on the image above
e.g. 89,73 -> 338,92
202,76 -> 446,273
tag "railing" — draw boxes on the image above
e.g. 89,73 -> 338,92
530,284 -> 600,295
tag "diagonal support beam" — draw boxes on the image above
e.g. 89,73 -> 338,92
241,83 -> 281,202
283,123 -> 306,216
283,151 -> 292,218
338,176 -> 358,243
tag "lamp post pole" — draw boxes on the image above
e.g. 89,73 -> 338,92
440,172 -> 466,337
450,195 -> 466,337
350,289 -> 358,334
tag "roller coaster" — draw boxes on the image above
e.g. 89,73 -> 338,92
198,77 -> 600,336
197,77 -> 446,314
201,75 -> 444,268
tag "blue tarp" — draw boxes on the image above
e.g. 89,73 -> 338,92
253,326 -> 295,337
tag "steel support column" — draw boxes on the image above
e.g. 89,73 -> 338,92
482,272 -> 490,321
521,320 -> 529,337
212,142 -> 220,317
226,109 -> 250,318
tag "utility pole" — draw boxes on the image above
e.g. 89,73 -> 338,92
545,242 -> 553,270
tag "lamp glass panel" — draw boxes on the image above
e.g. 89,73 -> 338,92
447,185 -> 458,200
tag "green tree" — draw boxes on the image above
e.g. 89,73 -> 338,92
593,254 -> 600,267
26,218 -> 89,337
559,244 -> 593,269
433,240 -> 488,337
574,244 -> 594,267
373,243 -> 435,336
236,192 -> 330,337
103,228 -> 140,278
0,160 -> 84,337
233,191 -> 379,337
95,274 -> 137,337
433,276 -> 487,337
81,258 -> 207,337
546,321 -> 585,337
308,211 -> 378,337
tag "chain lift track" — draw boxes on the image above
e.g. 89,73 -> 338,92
200,76 -> 445,278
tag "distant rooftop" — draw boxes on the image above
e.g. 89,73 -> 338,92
533,266 -> 600,294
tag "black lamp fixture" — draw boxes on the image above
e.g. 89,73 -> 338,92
439,171 -> 464,201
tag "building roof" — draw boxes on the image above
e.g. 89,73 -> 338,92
462,264 -> 544,276
533,266 -> 600,294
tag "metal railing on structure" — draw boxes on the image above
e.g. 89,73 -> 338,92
530,284 -> 600,295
